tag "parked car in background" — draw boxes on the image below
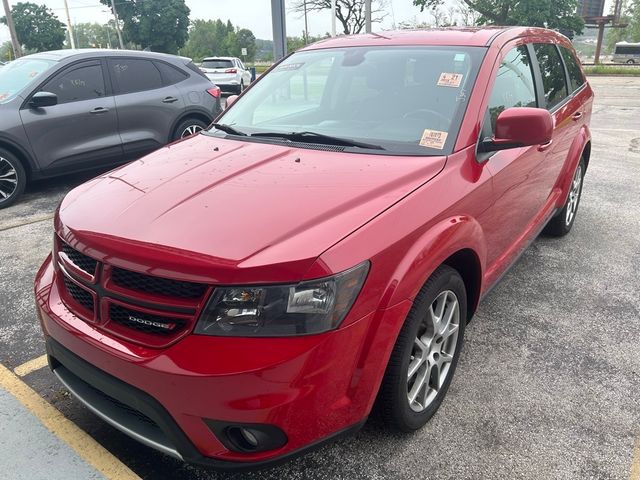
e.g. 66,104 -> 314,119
36,28 -> 592,468
612,42 -> 640,64
0,49 -> 222,208
200,56 -> 252,93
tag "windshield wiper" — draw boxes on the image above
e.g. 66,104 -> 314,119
209,123 -> 247,136
250,131 -> 385,151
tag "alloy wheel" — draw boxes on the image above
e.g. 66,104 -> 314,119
407,290 -> 460,412
181,125 -> 204,138
0,157 -> 18,201
565,164 -> 583,226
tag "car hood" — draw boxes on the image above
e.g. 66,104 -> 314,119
57,135 -> 446,283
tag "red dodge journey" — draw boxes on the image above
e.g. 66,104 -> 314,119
35,27 -> 593,469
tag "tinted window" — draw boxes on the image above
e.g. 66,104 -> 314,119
615,45 -> 640,55
488,46 -> 537,131
42,63 -> 105,104
186,61 -> 208,79
154,61 -> 187,85
109,59 -> 162,94
202,59 -> 234,69
534,44 -> 569,110
559,47 -> 585,93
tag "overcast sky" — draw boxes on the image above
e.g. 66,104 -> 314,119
0,0 -> 615,46
0,0 -> 440,45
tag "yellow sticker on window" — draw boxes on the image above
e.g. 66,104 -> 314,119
419,129 -> 448,149
437,73 -> 463,88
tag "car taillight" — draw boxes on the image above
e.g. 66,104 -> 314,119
225,68 -> 237,74
207,87 -> 221,98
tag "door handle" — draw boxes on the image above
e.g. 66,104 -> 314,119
571,112 -> 583,121
162,96 -> 178,103
90,107 -> 109,114
537,140 -> 553,152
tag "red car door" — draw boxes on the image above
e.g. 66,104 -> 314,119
531,43 -> 575,202
478,42 -> 551,270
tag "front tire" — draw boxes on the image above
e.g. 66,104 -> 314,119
378,265 -> 467,432
543,158 -> 585,237
0,149 -> 26,209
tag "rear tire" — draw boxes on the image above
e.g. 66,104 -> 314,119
0,148 -> 27,209
626,59 -> 635,65
173,118 -> 209,141
543,158 -> 585,237
377,265 -> 467,432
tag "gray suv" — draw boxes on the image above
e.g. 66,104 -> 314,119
0,49 -> 223,208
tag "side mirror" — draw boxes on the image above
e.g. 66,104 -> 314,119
29,91 -> 58,108
225,95 -> 239,109
480,107 -> 553,152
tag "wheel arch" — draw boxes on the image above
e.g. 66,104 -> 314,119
0,137 -> 37,179
556,126 -> 591,208
381,215 -> 487,320
169,110 -> 214,142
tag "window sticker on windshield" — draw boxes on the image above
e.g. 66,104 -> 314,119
420,129 -> 448,150
275,63 -> 304,72
454,53 -> 466,62
437,73 -> 463,88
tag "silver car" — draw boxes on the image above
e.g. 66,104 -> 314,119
0,49 -> 223,208
200,57 -> 252,93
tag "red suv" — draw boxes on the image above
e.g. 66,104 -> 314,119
35,28 -> 592,469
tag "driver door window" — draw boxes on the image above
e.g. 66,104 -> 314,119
41,61 -> 106,104
487,46 -> 537,132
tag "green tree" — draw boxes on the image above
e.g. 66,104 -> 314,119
1,2 -> 66,52
99,0 -> 190,53
72,22 -> 119,49
413,0 -> 584,36
607,1 -> 640,52
1,41 -> 13,61
236,29 -> 256,62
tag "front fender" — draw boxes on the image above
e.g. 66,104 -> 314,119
381,215 -> 486,309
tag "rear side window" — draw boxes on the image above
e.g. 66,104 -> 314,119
185,61 -> 208,79
42,62 -> 105,104
202,59 -> 234,69
559,47 -> 585,93
487,46 -> 537,131
154,61 -> 188,86
534,44 -> 569,110
109,59 -> 162,94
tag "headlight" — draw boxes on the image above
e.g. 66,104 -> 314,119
194,261 -> 370,337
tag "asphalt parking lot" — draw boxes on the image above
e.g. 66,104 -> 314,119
0,76 -> 639,480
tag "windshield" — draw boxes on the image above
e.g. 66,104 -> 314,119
0,57 -> 56,103
202,59 -> 234,69
215,46 -> 485,155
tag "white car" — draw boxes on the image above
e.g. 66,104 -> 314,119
200,57 -> 252,94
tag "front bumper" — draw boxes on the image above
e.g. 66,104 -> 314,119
35,255 -> 411,468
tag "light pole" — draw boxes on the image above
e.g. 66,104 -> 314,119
331,0 -> 336,36
110,0 -> 124,49
2,0 -> 23,58
365,0 -> 372,33
63,0 -> 76,49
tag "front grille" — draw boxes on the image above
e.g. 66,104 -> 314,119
109,304 -> 186,336
61,243 -> 97,275
57,239 -> 209,345
111,267 -> 207,299
63,276 -> 94,312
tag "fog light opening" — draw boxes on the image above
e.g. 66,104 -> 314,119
208,421 -> 288,454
